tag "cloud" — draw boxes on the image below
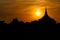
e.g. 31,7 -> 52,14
0,0 -> 60,23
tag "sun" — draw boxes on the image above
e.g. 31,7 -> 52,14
36,11 -> 41,16
35,9 -> 41,16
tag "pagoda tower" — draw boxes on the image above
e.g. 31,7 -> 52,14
39,8 -> 56,24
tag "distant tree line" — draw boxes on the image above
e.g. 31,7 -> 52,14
0,18 -> 60,33
0,9 -> 60,33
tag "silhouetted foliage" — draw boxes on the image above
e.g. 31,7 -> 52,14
0,9 -> 60,33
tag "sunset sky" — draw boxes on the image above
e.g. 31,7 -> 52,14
0,0 -> 60,23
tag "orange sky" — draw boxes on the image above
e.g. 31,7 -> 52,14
0,0 -> 60,23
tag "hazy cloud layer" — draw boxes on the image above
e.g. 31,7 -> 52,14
0,0 -> 60,23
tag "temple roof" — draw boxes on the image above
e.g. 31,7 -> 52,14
40,8 -> 56,24
44,8 -> 49,18
42,8 -> 52,19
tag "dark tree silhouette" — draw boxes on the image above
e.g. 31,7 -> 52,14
0,8 -> 60,33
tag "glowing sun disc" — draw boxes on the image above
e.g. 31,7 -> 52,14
36,11 -> 41,16
35,9 -> 41,17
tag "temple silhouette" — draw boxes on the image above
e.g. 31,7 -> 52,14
0,8 -> 60,33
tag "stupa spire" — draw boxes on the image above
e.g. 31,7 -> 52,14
45,8 -> 47,14
44,8 -> 49,18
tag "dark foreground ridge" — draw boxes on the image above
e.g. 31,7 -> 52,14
0,9 -> 60,33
